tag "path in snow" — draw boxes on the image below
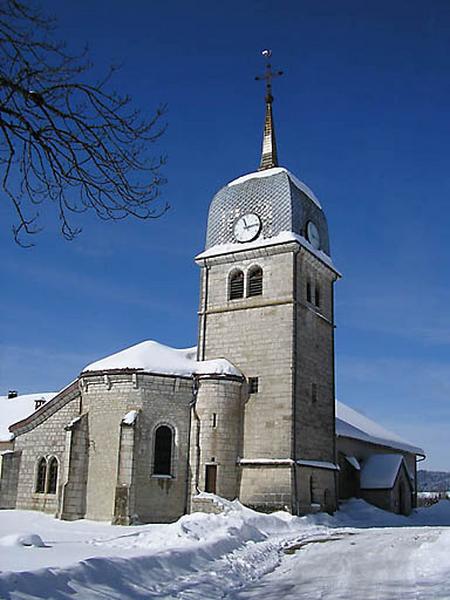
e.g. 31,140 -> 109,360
230,527 -> 450,600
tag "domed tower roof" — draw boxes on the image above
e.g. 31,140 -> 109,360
203,51 -> 331,261
205,166 -> 330,255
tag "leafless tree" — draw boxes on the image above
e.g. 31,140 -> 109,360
0,0 -> 167,246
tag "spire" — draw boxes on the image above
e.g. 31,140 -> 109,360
255,50 -> 283,171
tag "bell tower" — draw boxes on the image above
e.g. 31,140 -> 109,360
194,52 -> 340,514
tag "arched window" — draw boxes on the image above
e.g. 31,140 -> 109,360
36,457 -> 47,493
229,270 -> 244,300
153,425 -> 173,476
247,266 -> 263,297
47,457 -> 59,494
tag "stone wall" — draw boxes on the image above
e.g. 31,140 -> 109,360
13,387 -> 81,515
197,241 -> 338,513
134,374 -> 192,523
238,465 -> 293,511
296,465 -> 338,513
59,413 -> 89,520
80,371 -> 192,523
197,245 -> 297,510
5,372 -> 194,524
80,373 -> 138,521
0,450 -> 21,509
295,251 -> 336,464
190,377 -> 243,502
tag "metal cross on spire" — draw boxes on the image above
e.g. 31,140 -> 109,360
255,49 -> 284,103
255,50 -> 283,170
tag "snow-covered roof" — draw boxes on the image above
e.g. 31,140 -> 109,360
238,458 -> 340,471
360,454 -> 406,489
0,393 -> 57,442
82,340 -> 242,378
122,410 -> 139,425
227,167 -> 322,209
297,459 -> 340,471
336,400 -> 424,456
196,231 -> 340,276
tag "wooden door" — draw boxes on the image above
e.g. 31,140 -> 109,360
205,464 -> 217,493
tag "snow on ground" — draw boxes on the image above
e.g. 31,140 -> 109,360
0,498 -> 449,599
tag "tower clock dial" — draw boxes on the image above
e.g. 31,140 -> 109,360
234,213 -> 262,243
306,221 -> 320,250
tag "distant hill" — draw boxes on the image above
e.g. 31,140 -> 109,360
418,470 -> 450,492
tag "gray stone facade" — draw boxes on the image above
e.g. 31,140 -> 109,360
1,373 -> 195,522
0,162 -> 423,522
196,238 -> 338,513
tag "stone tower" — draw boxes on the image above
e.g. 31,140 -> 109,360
193,55 -> 340,514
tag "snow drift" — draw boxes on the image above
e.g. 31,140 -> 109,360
0,498 -> 450,599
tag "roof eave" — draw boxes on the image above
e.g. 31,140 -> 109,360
336,433 -> 425,459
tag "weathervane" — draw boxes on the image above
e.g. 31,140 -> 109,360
255,49 -> 283,103
255,50 -> 283,170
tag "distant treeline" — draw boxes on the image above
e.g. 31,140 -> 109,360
418,470 -> 450,492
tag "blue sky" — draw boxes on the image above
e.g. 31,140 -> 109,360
1,0 -> 450,470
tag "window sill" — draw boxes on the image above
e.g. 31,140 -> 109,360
32,492 -> 56,497
151,474 -> 174,480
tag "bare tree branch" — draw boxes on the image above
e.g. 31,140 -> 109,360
0,0 -> 167,246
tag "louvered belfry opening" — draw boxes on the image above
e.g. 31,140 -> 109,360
229,270 -> 244,300
248,266 -> 263,297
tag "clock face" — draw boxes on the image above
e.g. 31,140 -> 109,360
306,221 -> 320,249
234,213 -> 262,243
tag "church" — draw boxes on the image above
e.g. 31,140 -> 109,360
0,58 -> 424,522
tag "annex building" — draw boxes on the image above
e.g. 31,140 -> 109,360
0,62 -> 424,522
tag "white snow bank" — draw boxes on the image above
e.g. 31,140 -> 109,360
360,454 -> 405,489
0,502 -> 324,598
82,340 -> 241,378
300,498 -> 450,531
336,400 -> 424,456
1,499 -> 450,598
227,167 -> 322,209
0,533 -> 45,548
0,392 -> 57,442
196,230 -> 340,275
